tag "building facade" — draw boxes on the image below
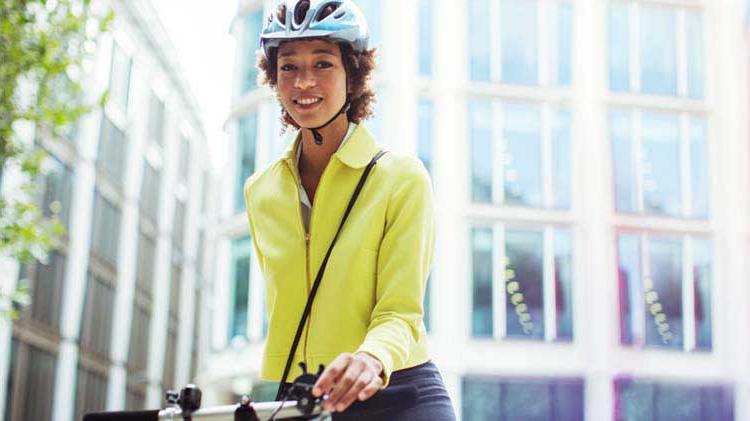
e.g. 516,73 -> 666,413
206,0 -> 750,420
0,1 -> 216,420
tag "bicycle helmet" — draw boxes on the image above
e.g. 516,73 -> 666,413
260,0 -> 369,59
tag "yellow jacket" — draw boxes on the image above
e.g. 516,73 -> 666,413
243,123 -> 434,386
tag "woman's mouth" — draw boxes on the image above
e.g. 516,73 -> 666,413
293,97 -> 323,110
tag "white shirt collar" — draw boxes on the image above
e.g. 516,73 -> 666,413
295,122 -> 357,208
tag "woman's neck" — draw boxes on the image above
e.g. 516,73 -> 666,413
298,113 -> 350,176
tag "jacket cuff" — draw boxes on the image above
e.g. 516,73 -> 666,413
355,344 -> 393,388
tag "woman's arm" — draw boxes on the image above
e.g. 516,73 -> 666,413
313,158 -> 435,411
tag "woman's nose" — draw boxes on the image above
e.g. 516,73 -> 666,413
294,67 -> 316,89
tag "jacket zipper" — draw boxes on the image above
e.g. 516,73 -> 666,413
288,155 -> 333,368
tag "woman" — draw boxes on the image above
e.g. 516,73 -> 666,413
244,1 -> 456,419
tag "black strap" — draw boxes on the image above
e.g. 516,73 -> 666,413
275,150 -> 388,400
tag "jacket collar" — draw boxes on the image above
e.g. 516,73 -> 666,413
281,123 -> 380,170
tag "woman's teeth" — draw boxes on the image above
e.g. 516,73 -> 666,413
296,98 -> 322,105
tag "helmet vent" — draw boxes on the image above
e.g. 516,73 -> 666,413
294,0 -> 311,26
276,4 -> 287,25
316,2 -> 341,22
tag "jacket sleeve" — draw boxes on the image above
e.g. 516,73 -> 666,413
244,176 -> 265,272
355,159 -> 435,387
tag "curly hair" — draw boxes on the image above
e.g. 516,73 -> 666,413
256,41 -> 377,131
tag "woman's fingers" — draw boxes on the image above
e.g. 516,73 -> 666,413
357,374 -> 382,401
312,353 -> 351,398
334,369 -> 374,412
326,358 -> 366,410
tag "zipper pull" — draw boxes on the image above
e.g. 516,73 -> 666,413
305,232 -> 310,245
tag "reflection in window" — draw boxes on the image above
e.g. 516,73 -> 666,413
471,225 -> 573,341
236,113 -> 258,212
615,378 -> 733,421
79,272 -> 115,357
610,109 -> 709,218
608,3 -> 704,99
470,98 -> 571,209
74,366 -> 108,421
503,102 -> 542,207
463,377 -> 584,421
147,92 -> 165,146
617,232 -> 712,350
241,10 -> 263,93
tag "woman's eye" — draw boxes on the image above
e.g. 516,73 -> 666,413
316,61 -> 333,69
280,64 -> 296,71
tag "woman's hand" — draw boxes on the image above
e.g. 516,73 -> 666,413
312,352 -> 384,412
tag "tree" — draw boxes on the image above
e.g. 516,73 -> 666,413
0,0 -> 112,319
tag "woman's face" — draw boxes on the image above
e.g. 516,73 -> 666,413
276,39 -> 348,128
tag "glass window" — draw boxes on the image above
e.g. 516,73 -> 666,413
615,379 -> 734,421
139,160 -> 160,223
617,232 -> 712,350
686,12 -> 705,99
90,192 -> 121,267
641,111 -> 681,216
23,346 -> 57,421
128,302 -> 150,374
552,109 -> 571,209
505,229 -> 545,339
463,377 -> 584,421
471,227 -> 493,337
147,92 -> 165,146
503,102 -> 542,207
41,156 -> 73,231
469,100 -> 492,203
163,325 -> 177,390
417,99 -> 433,175
173,200 -> 186,258
74,366 -> 108,421
418,0 -> 433,77
556,3 -> 573,86
5,340 -> 17,421
470,99 -> 570,208
608,4 -> 704,99
689,118 -> 709,218
169,264 -> 182,320
609,110 -> 636,212
178,138 -> 190,185
109,43 -> 132,111
608,2 -> 630,92
472,225 -> 573,341
468,0 -> 491,82
79,272 -> 115,357
236,113 -> 258,213
500,0 -> 538,86
97,114 -> 126,189
555,229 -> 573,339
693,238 -> 712,350
26,251 -> 65,331
241,10 -> 263,93
609,109 -> 709,219
135,230 -> 155,296
230,236 -> 252,341
640,5 -> 677,96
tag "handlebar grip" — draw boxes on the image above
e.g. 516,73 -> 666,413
83,410 -> 160,421
341,385 -> 418,416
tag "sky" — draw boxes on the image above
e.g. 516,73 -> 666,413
151,0 -> 238,168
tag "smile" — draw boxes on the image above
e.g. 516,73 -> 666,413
293,97 -> 323,105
